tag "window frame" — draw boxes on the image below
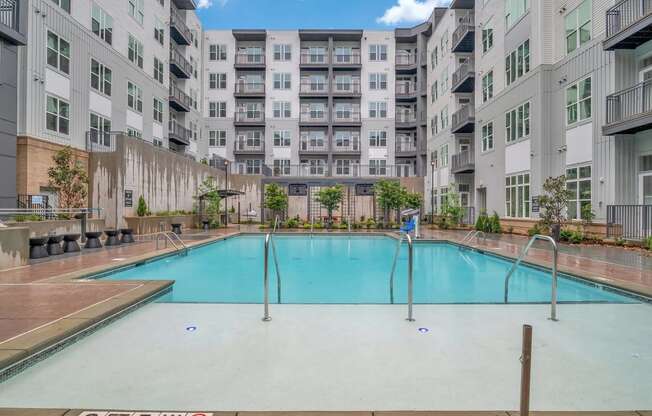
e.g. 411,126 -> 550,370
505,172 -> 531,218
47,31 -> 70,75
566,76 -> 592,125
127,81 -> 143,113
566,165 -> 592,220
90,58 -> 112,96
46,95 -> 70,136
482,121 -> 494,152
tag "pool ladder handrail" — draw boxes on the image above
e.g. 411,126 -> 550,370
155,231 -> 188,256
262,215 -> 283,322
310,216 -> 315,237
460,230 -> 486,245
504,234 -> 559,321
388,232 -> 415,321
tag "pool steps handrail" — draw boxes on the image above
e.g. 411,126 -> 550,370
504,234 -> 559,321
155,231 -> 188,256
271,215 -> 282,304
388,232 -> 416,322
460,230 -> 486,245
310,217 -> 314,237
262,216 -> 283,321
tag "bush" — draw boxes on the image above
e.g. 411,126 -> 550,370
560,229 -> 573,242
286,217 -> 300,228
475,212 -> 488,232
568,231 -> 584,244
365,218 -> 376,229
527,223 -> 544,237
14,214 -> 44,222
645,236 -> 652,250
136,196 -> 148,217
615,237 -> 626,246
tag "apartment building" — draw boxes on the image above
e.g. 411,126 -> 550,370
0,0 -> 25,208
14,0 -> 201,202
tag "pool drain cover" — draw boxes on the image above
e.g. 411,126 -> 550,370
418,327 -> 429,334
185,326 -> 197,332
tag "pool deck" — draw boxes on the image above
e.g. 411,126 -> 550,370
0,226 -> 650,409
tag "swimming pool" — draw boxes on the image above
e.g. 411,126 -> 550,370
102,235 -> 635,304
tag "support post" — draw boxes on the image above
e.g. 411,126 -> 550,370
520,324 -> 532,416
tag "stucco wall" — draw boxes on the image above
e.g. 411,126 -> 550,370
0,227 -> 29,270
5,218 -> 105,237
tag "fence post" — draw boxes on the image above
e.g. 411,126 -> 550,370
520,324 -> 533,416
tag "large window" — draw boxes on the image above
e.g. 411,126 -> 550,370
505,102 -> 530,143
209,44 -> 227,61
128,0 -> 144,25
369,130 -> 387,147
369,44 -> 387,61
505,173 -> 531,218
273,73 -> 291,90
369,159 -> 387,176
47,31 -> 70,75
566,0 -> 591,54
273,44 -> 291,61
566,77 -> 591,125
505,0 -> 529,29
482,71 -> 494,102
128,35 -> 144,69
273,101 -> 291,118
566,165 -> 592,220
482,26 -> 493,54
209,102 -> 227,118
274,159 -> 291,176
50,0 -> 70,13
127,82 -> 143,113
153,58 -> 164,84
439,144 -> 449,167
482,122 -> 494,152
154,18 -> 165,45
46,96 -> 70,135
369,73 -> 388,90
273,130 -> 291,147
209,130 -> 226,147
89,113 -> 111,146
153,98 -> 164,123
209,73 -> 227,89
90,59 -> 112,96
91,4 -> 113,45
369,102 -> 387,118
505,40 -> 530,86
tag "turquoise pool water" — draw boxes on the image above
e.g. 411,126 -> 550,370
102,235 -> 635,304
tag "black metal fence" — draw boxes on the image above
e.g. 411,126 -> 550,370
607,204 -> 652,240
17,194 -> 50,210
606,0 -> 652,38
605,79 -> 652,126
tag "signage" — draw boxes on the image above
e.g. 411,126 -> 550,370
30,195 -> 44,205
355,183 -> 375,196
124,190 -> 133,208
531,196 -> 540,213
288,184 -> 308,196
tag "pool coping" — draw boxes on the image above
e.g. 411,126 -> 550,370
0,409 -> 650,415
0,230 -> 650,382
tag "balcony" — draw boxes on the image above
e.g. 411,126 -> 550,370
235,52 -> 266,69
451,104 -> 475,134
299,81 -> 329,97
170,7 -> 192,46
396,81 -> 417,101
332,51 -> 361,69
0,0 -> 24,45
395,136 -> 417,155
332,137 -> 361,154
396,52 -> 417,72
450,0 -> 474,8
451,150 -> 475,174
234,110 -> 265,126
451,59 -> 475,93
331,79 -> 361,96
168,121 -> 191,146
396,110 -> 417,128
603,79 -> 652,135
332,111 -> 361,125
234,139 -> 265,155
231,162 -> 271,176
171,0 -> 197,10
300,52 -> 329,68
452,13 -> 475,53
604,0 -> 652,50
169,48 -> 192,79
169,83 -> 192,112
300,111 -> 329,125
299,139 -> 329,154
234,81 -> 265,97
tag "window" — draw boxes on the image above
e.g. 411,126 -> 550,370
128,35 -> 144,69
273,130 -> 291,147
369,130 -> 387,147
127,127 -> 143,139
245,160 -> 262,175
335,159 -> 356,176
431,47 -> 438,67
369,102 -> 387,118
369,73 -> 388,90
153,98 -> 164,123
482,71 -> 494,102
46,96 -> 70,135
128,0 -> 144,25
482,122 -> 494,152
90,59 -> 112,96
335,46 -> 352,62
209,73 -> 227,89
127,82 -> 143,113
566,0 -> 591,54
505,173 -> 531,218
369,159 -> 387,176
566,165 -> 592,220
566,77 -> 592,124
439,144 -> 449,167
431,81 -> 438,102
153,58 -> 164,84
91,4 -> 113,45
47,31 -> 70,75
273,73 -> 291,89
209,44 -> 227,61
154,18 -> 165,45
505,0 -> 529,29
440,106 -> 448,130
50,0 -> 70,13
273,44 -> 291,61
209,130 -> 227,147
89,113 -> 111,146
482,27 -> 493,53
431,116 -> 439,135
505,40 -> 530,86
273,101 -> 291,118
209,102 -> 227,118
505,102 -> 530,143
369,44 -> 388,61
274,159 -> 291,176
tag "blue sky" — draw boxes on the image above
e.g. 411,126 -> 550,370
196,0 -> 450,30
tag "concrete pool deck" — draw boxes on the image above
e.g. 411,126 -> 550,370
0,304 -> 650,410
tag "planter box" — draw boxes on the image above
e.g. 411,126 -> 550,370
500,218 -> 608,238
124,215 -> 200,235
5,218 -> 106,237
0,227 -> 30,270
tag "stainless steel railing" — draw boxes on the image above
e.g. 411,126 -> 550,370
155,231 -> 188,256
262,216 -> 283,322
504,234 -> 559,321
388,232 -> 415,321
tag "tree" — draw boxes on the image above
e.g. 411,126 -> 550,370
402,190 -> 423,210
539,175 -> 571,228
198,176 -> 221,228
136,196 -> 149,217
47,147 -> 89,213
374,180 -> 404,226
438,184 -> 464,229
264,183 -> 288,221
316,184 -> 344,227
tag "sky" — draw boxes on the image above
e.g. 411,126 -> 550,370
196,0 -> 451,30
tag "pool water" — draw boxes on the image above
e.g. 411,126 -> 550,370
102,235 -> 635,304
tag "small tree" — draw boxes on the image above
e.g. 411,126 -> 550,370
402,190 -> 423,211
375,180 -> 404,227
316,184 -> 344,227
47,147 -> 88,212
264,183 -> 288,222
136,196 -> 149,217
198,176 -> 221,228
539,175 -> 571,229
439,185 -> 464,229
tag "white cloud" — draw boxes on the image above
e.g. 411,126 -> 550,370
197,0 -> 227,8
377,0 -> 449,25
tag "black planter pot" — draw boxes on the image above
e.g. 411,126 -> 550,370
29,237 -> 49,259
202,220 -> 210,231
46,235 -> 64,256
104,229 -> 121,246
84,231 -> 103,249
171,223 -> 182,234
63,234 -> 81,253
120,228 -> 135,244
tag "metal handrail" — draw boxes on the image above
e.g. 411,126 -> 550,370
389,233 -> 404,304
155,231 -> 188,256
460,230 -> 486,245
504,234 -> 559,321
388,232 -> 415,320
262,216 -> 283,321
310,216 -> 315,237
271,215 -> 282,304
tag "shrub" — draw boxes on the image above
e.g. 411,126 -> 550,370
475,212 -> 488,232
615,238 -> 626,246
365,218 -> 376,229
527,223 -> 544,237
136,196 -> 148,217
560,229 -> 573,242
645,236 -> 652,250
286,217 -> 299,228
568,231 -> 584,244
488,212 -> 501,233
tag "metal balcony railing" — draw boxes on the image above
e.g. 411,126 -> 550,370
605,79 -> 652,127
234,139 -> 264,153
396,110 -> 417,123
333,111 -> 361,123
396,52 -> 416,66
0,0 -> 19,32
235,82 -> 265,95
169,47 -> 193,79
332,51 -> 361,65
169,6 -> 192,45
396,137 -> 417,153
300,139 -> 328,152
300,111 -> 329,123
332,137 -> 361,152
169,83 -> 192,112
606,0 -> 652,39
451,104 -> 475,132
300,81 -> 329,94
452,58 -> 474,90
332,79 -> 361,94
168,120 -> 191,145
235,110 -> 265,123
235,52 -> 265,66
300,52 -> 329,65
396,81 -> 417,96
451,150 -> 475,173
452,12 -> 475,52
607,204 -> 652,241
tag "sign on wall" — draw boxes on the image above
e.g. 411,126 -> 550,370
124,190 -> 133,208
288,184 -> 308,196
355,184 -> 375,196
531,196 -> 540,213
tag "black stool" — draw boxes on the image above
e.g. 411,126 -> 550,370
120,228 -> 135,244
63,234 -> 81,253
202,220 -> 210,231
29,237 -> 49,259
46,235 -> 64,256
171,223 -> 182,234
84,231 -> 103,249
104,229 -> 121,246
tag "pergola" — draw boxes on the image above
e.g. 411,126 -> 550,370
197,189 -> 244,226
